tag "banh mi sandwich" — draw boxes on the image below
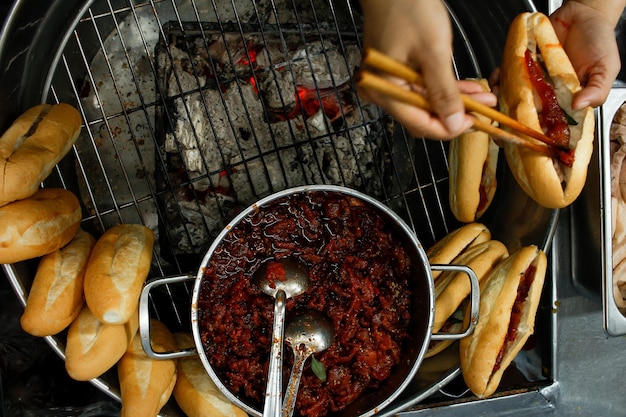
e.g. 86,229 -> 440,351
449,79 -> 499,223
459,245 -> 547,398
499,12 -> 594,209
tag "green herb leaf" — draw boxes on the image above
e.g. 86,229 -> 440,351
560,107 -> 579,126
311,355 -> 327,382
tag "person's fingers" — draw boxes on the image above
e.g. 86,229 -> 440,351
357,84 -> 473,140
550,1 -> 622,108
571,58 -> 621,109
457,79 -> 498,107
418,43 -> 465,135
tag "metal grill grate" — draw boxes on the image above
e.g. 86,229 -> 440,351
3,0 -> 558,413
47,0 -> 482,300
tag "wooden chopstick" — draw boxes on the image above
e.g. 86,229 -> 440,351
361,47 -> 568,151
355,70 -> 574,166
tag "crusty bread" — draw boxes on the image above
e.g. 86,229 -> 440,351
459,245 -> 547,398
20,229 -> 95,336
118,319 -> 177,417
432,240 -> 509,333
425,240 -> 508,359
65,305 -> 139,381
427,223 -> 491,280
0,187 -> 82,264
449,79 -> 499,223
83,224 -> 154,325
499,12 -> 595,208
173,332 -> 247,417
0,103 -> 82,207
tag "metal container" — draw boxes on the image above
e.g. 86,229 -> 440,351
572,88 -> 626,335
139,185 -> 479,417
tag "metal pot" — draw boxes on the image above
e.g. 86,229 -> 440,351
139,185 -> 479,417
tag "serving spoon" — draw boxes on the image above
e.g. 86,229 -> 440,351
282,310 -> 335,417
253,258 -> 309,417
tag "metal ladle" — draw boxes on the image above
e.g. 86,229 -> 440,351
253,258 -> 309,417
282,310 -> 335,417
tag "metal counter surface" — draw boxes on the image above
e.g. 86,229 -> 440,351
549,208 -> 626,417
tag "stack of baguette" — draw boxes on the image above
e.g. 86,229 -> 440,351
2,104 -> 244,417
425,223 -> 547,398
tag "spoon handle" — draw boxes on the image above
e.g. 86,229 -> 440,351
282,349 -> 311,417
263,290 -> 286,417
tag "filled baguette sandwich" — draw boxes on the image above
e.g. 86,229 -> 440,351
449,79 -> 499,223
459,245 -> 547,398
499,12 -> 594,209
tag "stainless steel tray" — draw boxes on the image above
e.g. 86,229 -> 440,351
573,88 -> 626,336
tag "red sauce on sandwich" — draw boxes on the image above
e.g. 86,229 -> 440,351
524,49 -> 570,148
493,265 -> 536,372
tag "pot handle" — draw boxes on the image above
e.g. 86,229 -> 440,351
139,274 -> 198,360
428,264 -> 479,341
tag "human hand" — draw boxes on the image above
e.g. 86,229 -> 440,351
358,0 -> 496,140
550,0 -> 625,109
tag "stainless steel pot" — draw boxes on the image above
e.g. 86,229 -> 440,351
139,185 -> 480,417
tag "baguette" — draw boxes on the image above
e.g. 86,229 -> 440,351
20,229 -> 95,336
118,319 -> 177,417
449,79 -> 499,223
499,12 -> 595,208
0,103 -> 81,207
83,224 -> 154,325
425,240 -> 508,358
0,187 -> 82,264
173,332 -> 247,417
426,223 -> 491,280
459,245 -> 547,398
65,305 -> 139,381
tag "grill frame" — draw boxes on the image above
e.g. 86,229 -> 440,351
0,0 -> 559,415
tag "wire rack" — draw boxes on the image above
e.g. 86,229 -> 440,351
3,0 -> 558,414
41,0 -> 483,327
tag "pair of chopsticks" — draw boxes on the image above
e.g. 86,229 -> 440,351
356,48 -> 574,167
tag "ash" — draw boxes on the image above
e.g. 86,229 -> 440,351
158,27 -> 390,257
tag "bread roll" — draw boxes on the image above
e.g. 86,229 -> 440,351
173,332 -> 247,417
460,245 -> 547,398
499,12 -> 595,208
0,103 -> 82,207
449,79 -> 499,223
425,240 -> 508,358
65,305 -> 139,381
426,223 -> 491,280
20,229 -> 95,336
118,319 -> 177,417
0,187 -> 82,264
433,240 -> 509,333
84,224 -> 154,324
